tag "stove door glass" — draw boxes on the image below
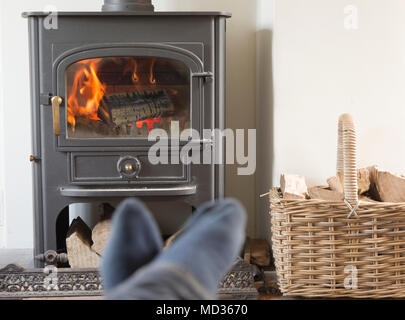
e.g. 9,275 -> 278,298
65,57 -> 190,138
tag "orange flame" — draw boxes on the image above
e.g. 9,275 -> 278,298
123,59 -> 139,84
136,118 -> 161,132
67,58 -> 106,131
67,58 -> 162,134
149,58 -> 157,84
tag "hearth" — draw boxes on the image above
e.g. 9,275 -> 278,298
23,0 -> 230,267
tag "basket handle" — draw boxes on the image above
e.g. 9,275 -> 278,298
337,114 -> 358,205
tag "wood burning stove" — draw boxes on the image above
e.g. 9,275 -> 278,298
23,0 -> 230,267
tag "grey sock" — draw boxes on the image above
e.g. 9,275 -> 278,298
152,198 -> 247,296
101,198 -> 163,292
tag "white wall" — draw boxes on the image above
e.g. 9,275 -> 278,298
274,0 -> 405,188
0,0 -> 104,249
0,0 -> 274,248
255,0 -> 274,241
1,0 -> 33,249
0,4 -> 5,248
155,0 -> 266,237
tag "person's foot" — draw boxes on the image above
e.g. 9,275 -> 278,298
152,199 -> 247,296
101,198 -> 163,292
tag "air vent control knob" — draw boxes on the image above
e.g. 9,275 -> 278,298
117,156 -> 141,179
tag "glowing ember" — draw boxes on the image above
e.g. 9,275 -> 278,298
136,118 -> 161,132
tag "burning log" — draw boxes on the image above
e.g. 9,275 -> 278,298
73,117 -> 111,137
130,124 -> 144,137
97,101 -> 113,125
66,217 -> 100,269
101,89 -> 174,128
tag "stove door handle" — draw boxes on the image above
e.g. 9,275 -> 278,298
192,72 -> 214,82
51,96 -> 63,136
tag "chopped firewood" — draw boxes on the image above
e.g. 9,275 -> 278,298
254,281 -> 265,290
250,239 -> 271,267
367,166 -> 405,202
164,228 -> 183,250
91,219 -> 112,256
90,204 -> 115,256
359,195 -> 379,203
357,168 -> 371,195
244,238 -> 271,266
308,186 -> 344,201
66,217 -> 100,269
309,187 -> 377,202
368,166 -> 382,201
327,176 -> 343,193
100,203 -> 115,221
280,174 -> 308,199
263,270 -> 279,292
327,168 -> 371,195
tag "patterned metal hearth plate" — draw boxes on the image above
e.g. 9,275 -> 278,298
217,258 -> 259,300
0,259 -> 258,300
0,264 -> 102,299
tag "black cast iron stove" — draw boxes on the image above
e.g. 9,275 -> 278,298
23,0 -> 230,266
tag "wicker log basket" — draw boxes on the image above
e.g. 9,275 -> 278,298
270,114 -> 405,298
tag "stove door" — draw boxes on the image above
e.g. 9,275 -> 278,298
53,44 -> 207,150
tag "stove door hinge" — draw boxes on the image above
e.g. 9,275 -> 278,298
40,93 -> 53,106
192,72 -> 214,83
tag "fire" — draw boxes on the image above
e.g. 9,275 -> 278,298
136,118 -> 161,132
149,58 -> 157,84
123,59 -> 139,84
67,57 -> 161,133
67,58 -> 106,131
